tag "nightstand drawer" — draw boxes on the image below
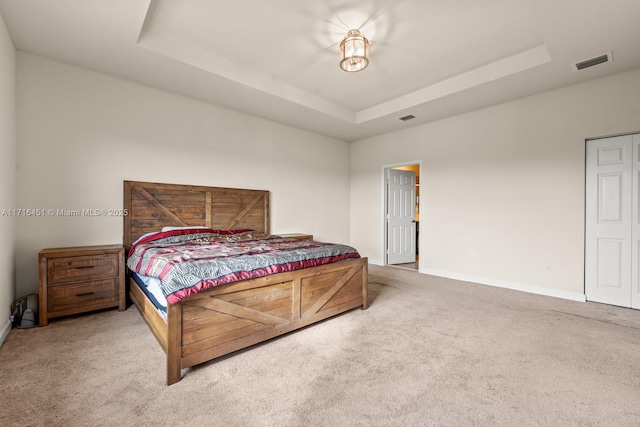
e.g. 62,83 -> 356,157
47,254 -> 118,284
47,279 -> 119,313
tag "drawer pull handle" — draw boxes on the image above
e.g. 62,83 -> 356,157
76,291 -> 95,297
75,265 -> 95,270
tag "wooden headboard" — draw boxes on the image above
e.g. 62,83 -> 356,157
123,181 -> 269,251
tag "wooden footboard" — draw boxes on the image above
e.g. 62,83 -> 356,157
130,257 -> 368,385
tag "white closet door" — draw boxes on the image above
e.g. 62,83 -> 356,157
585,135 -> 633,307
632,134 -> 640,309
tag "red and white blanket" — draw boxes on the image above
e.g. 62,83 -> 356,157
127,228 -> 361,304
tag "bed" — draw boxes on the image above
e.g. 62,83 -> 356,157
123,181 -> 368,385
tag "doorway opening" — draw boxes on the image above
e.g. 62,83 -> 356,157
383,162 -> 421,271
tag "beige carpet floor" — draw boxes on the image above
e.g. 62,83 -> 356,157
1,264 -> 640,426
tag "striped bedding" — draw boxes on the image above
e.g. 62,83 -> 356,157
126,228 -> 361,304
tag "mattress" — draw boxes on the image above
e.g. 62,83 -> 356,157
131,271 -> 167,320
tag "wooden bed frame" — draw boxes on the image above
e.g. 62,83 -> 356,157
123,181 -> 368,385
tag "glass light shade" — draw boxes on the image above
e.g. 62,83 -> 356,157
340,29 -> 369,72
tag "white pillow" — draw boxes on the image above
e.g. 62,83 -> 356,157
132,231 -> 162,245
131,227 -> 215,246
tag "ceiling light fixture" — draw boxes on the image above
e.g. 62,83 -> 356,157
340,29 -> 369,72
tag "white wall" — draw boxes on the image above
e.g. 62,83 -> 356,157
351,67 -> 640,300
15,53 -> 352,296
0,11 -> 16,343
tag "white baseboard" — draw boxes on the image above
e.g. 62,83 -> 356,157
0,318 -> 11,348
420,268 -> 586,302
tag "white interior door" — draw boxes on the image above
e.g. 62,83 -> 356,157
585,135 -> 633,307
387,168 -> 416,264
632,134 -> 640,309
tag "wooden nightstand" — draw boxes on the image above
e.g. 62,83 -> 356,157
38,245 -> 126,326
279,233 -> 313,242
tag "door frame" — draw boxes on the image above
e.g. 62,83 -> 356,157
382,160 -> 422,267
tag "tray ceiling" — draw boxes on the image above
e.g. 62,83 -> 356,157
1,0 -> 639,141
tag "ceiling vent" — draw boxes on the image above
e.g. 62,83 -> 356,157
574,52 -> 612,71
399,114 -> 416,121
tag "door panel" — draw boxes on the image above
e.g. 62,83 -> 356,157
598,173 -> 623,222
632,134 -> 640,309
596,238 -> 623,288
585,135 -> 632,307
387,168 -> 416,265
